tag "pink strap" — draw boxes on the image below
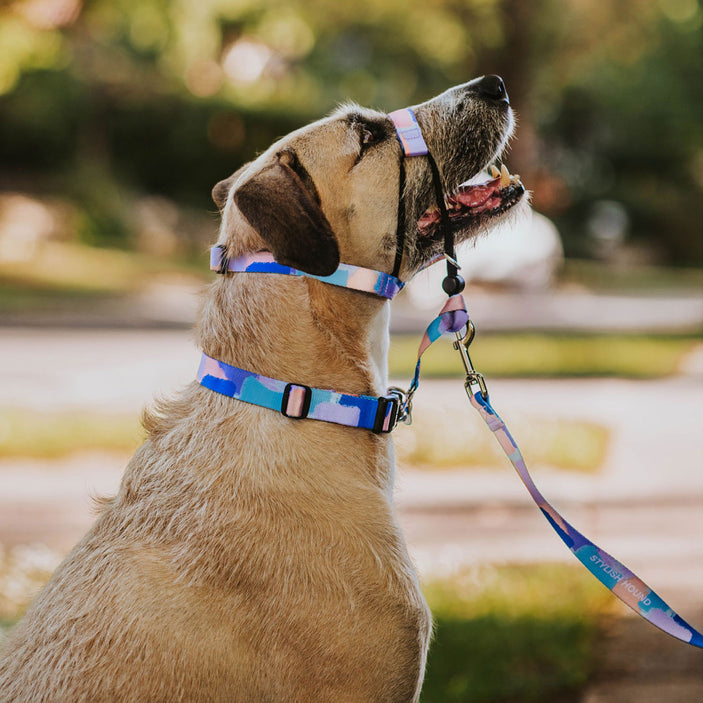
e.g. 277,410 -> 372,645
388,108 -> 429,157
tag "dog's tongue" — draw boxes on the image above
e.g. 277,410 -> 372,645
451,179 -> 501,208
418,165 -> 523,232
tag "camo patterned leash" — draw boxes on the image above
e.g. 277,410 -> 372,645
404,295 -> 703,649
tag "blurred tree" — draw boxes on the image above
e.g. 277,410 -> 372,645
0,0 -> 700,262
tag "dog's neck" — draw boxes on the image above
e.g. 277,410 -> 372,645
196,273 -> 390,399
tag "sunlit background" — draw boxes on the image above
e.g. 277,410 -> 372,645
0,0 -> 701,263
1,1 -> 702,701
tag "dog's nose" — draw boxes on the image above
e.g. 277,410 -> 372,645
478,75 -> 509,104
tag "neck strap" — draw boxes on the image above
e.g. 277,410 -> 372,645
197,354 -> 401,433
210,247 -> 404,300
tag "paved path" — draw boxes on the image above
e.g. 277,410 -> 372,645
1,328 -> 701,698
1,283 -> 702,333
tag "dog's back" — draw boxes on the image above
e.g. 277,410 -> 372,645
0,392 -> 430,702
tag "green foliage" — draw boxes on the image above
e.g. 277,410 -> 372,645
541,3 -> 703,263
0,0 -> 701,261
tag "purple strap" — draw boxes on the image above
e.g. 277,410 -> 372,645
397,294 -> 469,422
402,294 -> 703,648
388,108 -> 429,157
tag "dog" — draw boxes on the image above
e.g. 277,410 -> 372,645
0,76 -> 525,702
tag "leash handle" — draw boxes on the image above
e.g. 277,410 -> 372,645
453,316 -> 703,649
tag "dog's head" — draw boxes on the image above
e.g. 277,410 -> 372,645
213,76 -> 525,279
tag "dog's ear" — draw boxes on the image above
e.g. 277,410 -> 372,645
212,176 -> 235,211
233,152 -> 340,276
212,163 -> 251,211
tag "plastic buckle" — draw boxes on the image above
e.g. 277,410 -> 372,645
373,394 -> 400,434
210,244 -> 230,274
281,383 -> 312,419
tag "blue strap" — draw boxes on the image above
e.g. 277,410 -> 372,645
210,248 -> 404,300
197,354 -> 399,433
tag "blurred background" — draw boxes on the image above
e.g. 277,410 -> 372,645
0,1 -> 702,701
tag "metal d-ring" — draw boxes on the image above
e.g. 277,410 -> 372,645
387,386 -> 414,426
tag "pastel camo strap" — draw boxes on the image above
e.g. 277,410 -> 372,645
388,108 -> 429,157
197,354 -> 400,433
468,390 -> 703,648
401,294 -> 470,415
210,247 -> 404,300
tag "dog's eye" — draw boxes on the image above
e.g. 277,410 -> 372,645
361,128 -> 375,146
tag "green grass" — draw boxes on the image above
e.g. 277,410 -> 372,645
421,564 -> 614,702
396,414 -> 609,473
390,333 -> 699,379
0,406 -> 607,472
0,410 -> 143,459
0,283 -> 119,312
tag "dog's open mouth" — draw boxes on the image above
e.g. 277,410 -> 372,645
418,164 -> 525,237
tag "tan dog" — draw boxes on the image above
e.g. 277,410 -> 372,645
0,77 -> 524,702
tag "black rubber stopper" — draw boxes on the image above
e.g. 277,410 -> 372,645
442,274 -> 465,296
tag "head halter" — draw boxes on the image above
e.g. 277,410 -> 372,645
388,108 -> 464,296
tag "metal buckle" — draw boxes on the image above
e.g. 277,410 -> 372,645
281,383 -> 312,419
387,386 -> 413,426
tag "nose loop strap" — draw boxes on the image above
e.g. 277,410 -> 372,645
391,160 -> 406,279
388,107 -> 464,295
389,108 -> 429,280
388,108 -> 429,158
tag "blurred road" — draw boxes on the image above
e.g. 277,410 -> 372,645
0,326 -> 701,698
1,281 -> 702,333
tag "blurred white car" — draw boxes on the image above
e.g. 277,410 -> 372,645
404,208 -> 563,310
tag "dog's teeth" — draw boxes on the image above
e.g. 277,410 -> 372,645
490,165 -> 500,178
500,164 -> 511,188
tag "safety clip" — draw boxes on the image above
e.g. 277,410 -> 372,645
453,320 -> 489,400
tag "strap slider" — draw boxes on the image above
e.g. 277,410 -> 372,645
373,394 -> 400,434
210,244 -> 230,274
281,383 -> 312,419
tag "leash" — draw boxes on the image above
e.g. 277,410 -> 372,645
447,305 -> 703,650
